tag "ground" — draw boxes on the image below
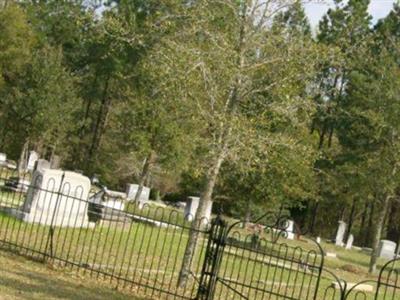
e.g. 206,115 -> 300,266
0,250 -> 146,300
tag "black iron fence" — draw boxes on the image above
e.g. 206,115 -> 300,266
0,167 -> 209,299
0,166 -> 399,300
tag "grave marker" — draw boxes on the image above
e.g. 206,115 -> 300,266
285,220 -> 295,240
35,159 -> 50,172
20,169 -> 91,227
126,184 -> 150,202
184,196 -> 213,223
26,151 -> 39,171
0,153 -> 6,165
378,240 -> 396,259
345,234 -> 354,250
335,221 -> 346,247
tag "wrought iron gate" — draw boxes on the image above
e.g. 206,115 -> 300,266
197,214 -> 325,299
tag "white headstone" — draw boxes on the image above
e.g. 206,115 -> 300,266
184,197 -> 213,223
35,159 -> 51,172
345,234 -> 354,250
378,240 -> 396,259
285,220 -> 295,240
203,199 -> 213,223
50,155 -> 61,169
0,153 -> 6,164
21,169 -> 91,227
184,196 -> 199,221
126,184 -> 150,202
103,199 -> 125,211
335,221 -> 346,247
26,151 -> 39,171
316,237 -> 321,244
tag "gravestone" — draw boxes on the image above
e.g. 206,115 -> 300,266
378,240 -> 396,259
50,155 -> 61,169
332,282 -> 373,292
103,199 -> 125,211
5,177 -> 30,193
35,159 -> 50,172
126,184 -> 150,202
26,151 -> 39,171
285,220 -> 295,240
316,237 -> 321,244
345,234 -> 354,250
335,221 -> 346,247
326,252 -> 337,258
0,153 -> 6,165
184,196 -> 213,223
184,196 -> 199,221
103,189 -> 126,211
362,247 -> 373,254
20,169 -> 91,227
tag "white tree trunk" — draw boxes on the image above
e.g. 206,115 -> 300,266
134,151 -> 156,203
369,194 -> 390,273
177,148 -> 226,287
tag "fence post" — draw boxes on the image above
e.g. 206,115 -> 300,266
196,215 -> 227,300
44,173 -> 65,260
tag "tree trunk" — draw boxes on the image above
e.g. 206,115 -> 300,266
366,201 -> 375,247
310,201 -> 319,235
369,195 -> 390,273
87,75 -> 111,167
177,148 -> 226,288
346,198 -> 357,241
387,200 -> 400,252
245,204 -> 252,226
155,190 -> 161,202
79,74 -> 98,138
177,0 -> 246,288
18,140 -> 29,176
134,151 -> 156,203
359,201 -> 369,245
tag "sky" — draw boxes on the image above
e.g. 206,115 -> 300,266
303,0 -> 397,29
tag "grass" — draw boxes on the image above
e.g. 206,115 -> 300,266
0,211 -> 208,299
0,250 -> 147,300
0,184 -> 398,299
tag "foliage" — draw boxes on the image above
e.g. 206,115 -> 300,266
0,1 -> 400,261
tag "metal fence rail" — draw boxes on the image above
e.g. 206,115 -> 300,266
0,166 -> 399,300
0,167 -> 208,299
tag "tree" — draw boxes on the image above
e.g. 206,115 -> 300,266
143,0 -> 323,286
0,45 -> 80,163
0,4 -> 36,155
308,0 -> 373,238
339,11 -> 400,271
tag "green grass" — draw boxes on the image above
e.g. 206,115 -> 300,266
0,211 -> 208,299
0,249 -> 147,300
0,190 -> 398,299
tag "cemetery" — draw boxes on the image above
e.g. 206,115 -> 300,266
1,0 -> 400,299
0,155 -> 399,299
